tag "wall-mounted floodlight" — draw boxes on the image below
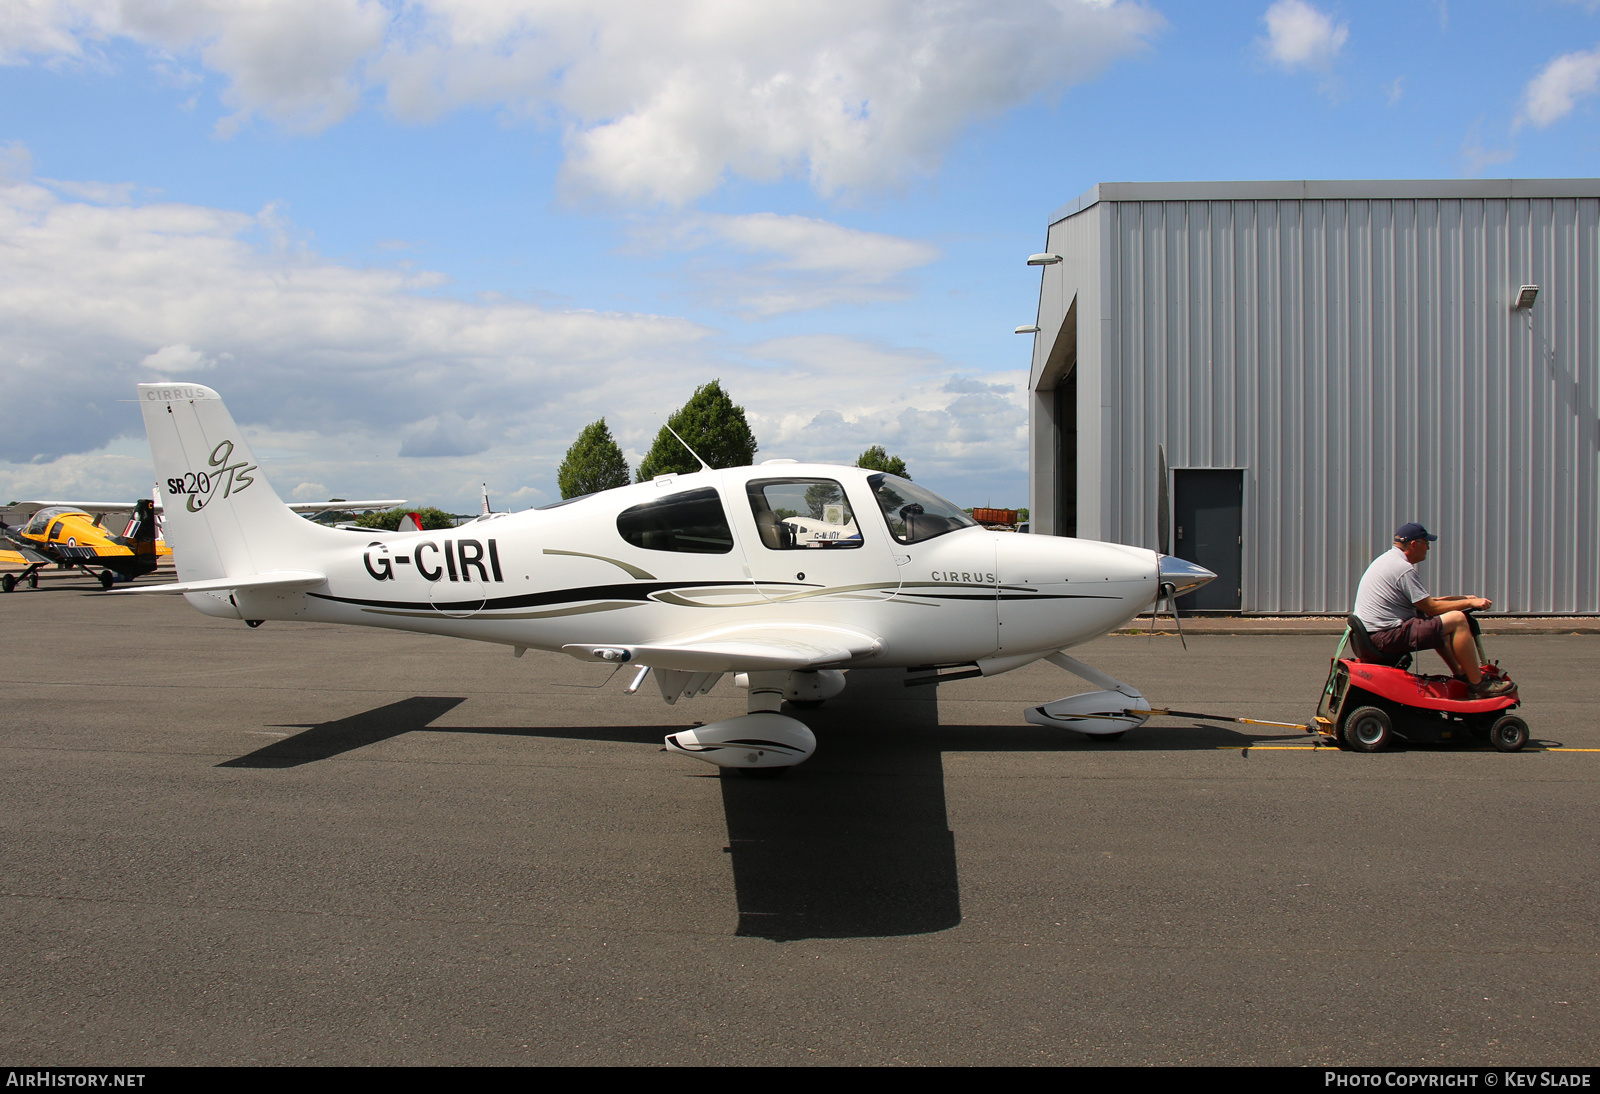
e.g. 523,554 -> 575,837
1027,253 -> 1063,266
1014,325 -> 1041,334
1514,284 -> 1539,310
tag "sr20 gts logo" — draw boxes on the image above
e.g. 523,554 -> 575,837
365,539 -> 505,583
166,440 -> 257,513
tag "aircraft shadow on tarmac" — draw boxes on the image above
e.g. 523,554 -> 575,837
217,672 -> 1298,942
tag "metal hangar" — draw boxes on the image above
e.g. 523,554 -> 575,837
1025,179 -> 1599,614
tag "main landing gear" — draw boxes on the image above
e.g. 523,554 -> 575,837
2,566 -> 42,592
663,669 -> 844,776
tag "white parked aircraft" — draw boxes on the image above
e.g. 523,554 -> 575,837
130,382 -> 1214,774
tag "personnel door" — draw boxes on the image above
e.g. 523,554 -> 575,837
1173,469 -> 1243,612
734,475 -> 901,604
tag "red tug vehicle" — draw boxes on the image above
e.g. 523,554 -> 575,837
1314,613 -> 1528,752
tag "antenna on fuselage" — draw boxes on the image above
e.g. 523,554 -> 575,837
659,418 -> 712,473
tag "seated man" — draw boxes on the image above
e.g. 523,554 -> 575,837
1352,522 -> 1514,698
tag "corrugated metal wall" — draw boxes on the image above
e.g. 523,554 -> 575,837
1090,195 -> 1599,613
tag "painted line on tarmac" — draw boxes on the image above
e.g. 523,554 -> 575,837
1221,745 -> 1599,753
1218,745 -> 1321,750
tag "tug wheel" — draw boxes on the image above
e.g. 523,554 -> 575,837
98,571 -> 114,591
1489,714 -> 1529,753
1344,706 -> 1393,753
27,573 -> 38,588
1,574 -> 14,593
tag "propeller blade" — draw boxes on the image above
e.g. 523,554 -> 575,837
1157,443 -> 1170,556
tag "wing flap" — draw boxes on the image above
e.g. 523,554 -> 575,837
562,624 -> 882,673
112,569 -> 327,594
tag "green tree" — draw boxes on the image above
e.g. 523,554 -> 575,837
353,507 -> 457,531
804,481 -> 842,519
558,418 -> 631,499
855,445 -> 909,479
636,380 -> 758,481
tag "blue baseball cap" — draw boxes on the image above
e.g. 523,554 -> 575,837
1394,522 -> 1437,542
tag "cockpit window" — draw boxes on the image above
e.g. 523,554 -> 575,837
868,474 -> 979,545
746,479 -> 863,551
616,487 -> 734,554
26,507 -> 83,537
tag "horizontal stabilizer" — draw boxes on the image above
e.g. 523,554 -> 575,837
285,500 -> 406,513
113,569 -> 326,595
562,624 -> 882,673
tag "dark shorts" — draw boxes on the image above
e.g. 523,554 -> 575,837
1368,616 -> 1446,657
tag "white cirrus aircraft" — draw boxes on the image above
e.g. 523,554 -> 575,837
128,382 -> 1214,774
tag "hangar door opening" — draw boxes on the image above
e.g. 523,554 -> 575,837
1173,470 -> 1242,612
1054,369 -> 1076,538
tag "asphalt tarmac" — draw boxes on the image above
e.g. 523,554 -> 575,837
2,567 -> 1597,1066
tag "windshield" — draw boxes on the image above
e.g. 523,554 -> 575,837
867,474 -> 978,545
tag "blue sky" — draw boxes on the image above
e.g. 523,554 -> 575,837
0,0 -> 1596,513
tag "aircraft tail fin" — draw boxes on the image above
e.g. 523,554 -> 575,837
399,511 -> 424,533
137,383 -> 327,582
125,498 -> 158,555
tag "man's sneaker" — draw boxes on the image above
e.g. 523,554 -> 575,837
1469,678 -> 1515,699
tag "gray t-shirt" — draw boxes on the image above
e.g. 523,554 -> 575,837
1353,546 -> 1429,629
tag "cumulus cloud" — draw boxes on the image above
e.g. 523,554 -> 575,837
1517,45 -> 1600,130
398,412 -> 493,458
635,212 -> 940,316
140,343 -> 214,373
0,163 -> 708,474
1259,0 -> 1348,72
0,164 -> 1026,508
0,0 -> 113,63
735,335 -> 1027,491
2,0 -> 1163,203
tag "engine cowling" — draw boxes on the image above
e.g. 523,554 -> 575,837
665,712 -> 817,769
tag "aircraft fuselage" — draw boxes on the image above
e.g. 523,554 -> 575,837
197,464 -> 1160,671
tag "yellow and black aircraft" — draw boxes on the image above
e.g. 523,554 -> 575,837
0,500 -> 165,592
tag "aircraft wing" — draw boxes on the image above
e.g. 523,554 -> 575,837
0,528 -> 51,564
561,624 -> 883,673
285,500 -> 406,513
20,499 -> 138,511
